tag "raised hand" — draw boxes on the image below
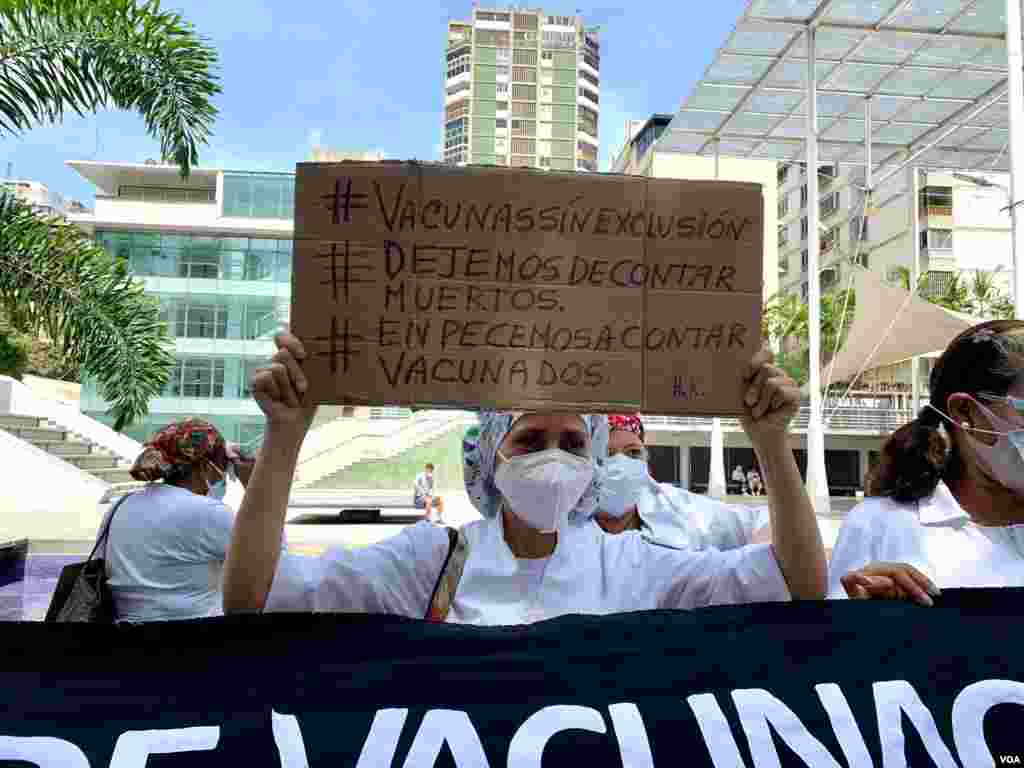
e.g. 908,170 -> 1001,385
251,331 -> 317,435
740,347 -> 800,447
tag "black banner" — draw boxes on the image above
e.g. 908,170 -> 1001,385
2,589 -> 1023,767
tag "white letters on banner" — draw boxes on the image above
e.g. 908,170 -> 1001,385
4,679 -> 1022,766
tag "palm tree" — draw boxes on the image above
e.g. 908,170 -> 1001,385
0,0 -> 219,429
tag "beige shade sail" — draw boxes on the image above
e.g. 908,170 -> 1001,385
824,266 -> 976,387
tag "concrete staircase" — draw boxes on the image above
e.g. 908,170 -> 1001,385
305,411 -> 474,490
0,414 -> 133,485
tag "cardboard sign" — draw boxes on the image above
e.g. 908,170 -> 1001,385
292,162 -> 763,415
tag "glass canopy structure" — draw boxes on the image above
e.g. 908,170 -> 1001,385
657,0 -> 1024,514
665,0 -> 1014,174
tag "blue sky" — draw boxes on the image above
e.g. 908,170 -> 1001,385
2,0 -> 748,204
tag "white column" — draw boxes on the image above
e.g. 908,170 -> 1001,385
1007,0 -> 1024,317
910,166 -> 922,413
805,26 -> 831,516
679,445 -> 690,490
709,422 -> 727,498
709,136 -> 728,498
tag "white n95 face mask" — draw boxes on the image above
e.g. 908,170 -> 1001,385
495,448 -> 594,533
600,454 -> 656,518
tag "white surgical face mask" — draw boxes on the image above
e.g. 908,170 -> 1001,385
954,398 -> 1024,496
495,448 -> 594,533
600,454 -> 657,518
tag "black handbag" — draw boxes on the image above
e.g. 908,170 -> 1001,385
44,492 -> 132,623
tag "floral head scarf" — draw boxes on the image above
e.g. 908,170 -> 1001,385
130,418 -> 229,482
608,413 -> 644,442
462,411 -> 608,521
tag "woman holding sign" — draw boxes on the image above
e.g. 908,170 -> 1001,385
829,320 -> 1024,605
223,332 -> 826,622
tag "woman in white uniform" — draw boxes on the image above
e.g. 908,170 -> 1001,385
595,413 -> 770,550
829,320 -> 1024,605
223,332 -> 827,623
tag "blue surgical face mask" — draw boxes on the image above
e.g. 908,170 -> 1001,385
600,454 -> 657,518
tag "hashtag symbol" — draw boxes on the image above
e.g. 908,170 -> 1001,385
312,316 -> 363,375
321,178 -> 368,225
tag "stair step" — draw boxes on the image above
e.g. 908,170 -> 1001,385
0,415 -> 42,430
65,455 -> 121,470
35,440 -> 98,457
90,468 -> 135,484
14,427 -> 67,442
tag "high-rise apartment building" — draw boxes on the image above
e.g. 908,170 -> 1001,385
443,7 -> 600,172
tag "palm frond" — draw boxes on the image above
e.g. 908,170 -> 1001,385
0,0 -> 220,176
0,192 -> 174,429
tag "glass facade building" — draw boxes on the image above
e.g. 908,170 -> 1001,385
74,168 -> 295,448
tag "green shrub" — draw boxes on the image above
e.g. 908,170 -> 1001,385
0,329 -> 31,380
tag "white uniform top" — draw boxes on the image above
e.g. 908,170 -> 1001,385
103,484 -> 234,622
827,481 -> 1024,598
630,484 -> 769,551
266,514 -> 789,626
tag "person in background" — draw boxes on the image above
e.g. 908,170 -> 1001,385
732,464 -> 748,495
595,414 -> 771,550
103,418 -> 255,622
829,320 -> 1024,606
748,467 -> 764,496
414,463 -> 444,523
222,333 -> 827,623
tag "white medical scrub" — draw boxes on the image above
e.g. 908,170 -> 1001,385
827,481 -> 1024,598
265,514 -> 789,626
103,484 -> 235,622
628,484 -> 770,551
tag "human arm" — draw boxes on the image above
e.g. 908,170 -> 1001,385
222,333 -> 316,614
740,349 -> 827,600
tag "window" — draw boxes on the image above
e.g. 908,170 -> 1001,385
778,225 -> 788,249
923,270 -> 955,297
168,358 -> 226,399
496,48 -> 511,64
446,45 -> 470,62
801,282 -> 809,301
542,29 -> 575,48
511,84 -> 536,100
921,186 -> 953,215
511,119 -> 535,136
820,191 -> 839,217
445,100 -> 469,121
849,215 -> 869,243
581,51 -> 600,70
512,67 -> 536,83
921,228 -> 953,251
477,10 -> 510,21
542,51 -> 553,61
496,118 -> 508,129
778,194 -> 789,218
496,82 -> 509,96
818,164 -> 838,186
512,101 -> 536,117
800,217 -> 808,240
511,139 -> 536,155
801,250 -> 808,272
578,105 -> 598,138
222,173 -> 294,220
96,231 -> 292,283
117,186 -> 215,204
514,13 -> 539,29
580,70 -> 599,88
546,14 -> 574,26
777,164 -> 790,185
475,30 -> 510,47
513,49 -> 537,66
447,81 -> 470,96
800,185 -> 808,208
578,86 -> 599,104
446,53 -> 470,79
